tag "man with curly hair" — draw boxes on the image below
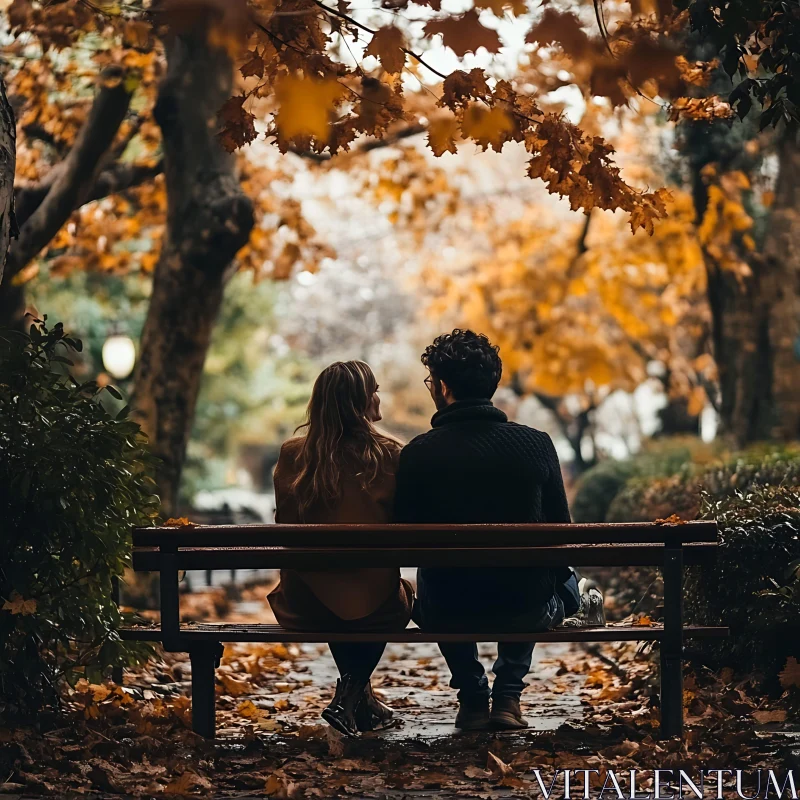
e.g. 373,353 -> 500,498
394,329 -> 602,730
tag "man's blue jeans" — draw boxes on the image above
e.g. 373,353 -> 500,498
415,570 -> 581,701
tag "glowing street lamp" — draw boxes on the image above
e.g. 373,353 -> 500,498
102,334 -> 136,380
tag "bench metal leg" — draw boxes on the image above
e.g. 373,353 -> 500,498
190,643 -> 223,738
660,539 -> 684,738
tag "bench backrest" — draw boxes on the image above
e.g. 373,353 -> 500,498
131,521 -> 719,570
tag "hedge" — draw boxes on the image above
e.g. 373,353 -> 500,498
0,322 -> 158,714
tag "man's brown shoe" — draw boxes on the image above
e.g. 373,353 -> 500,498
455,697 -> 490,730
490,696 -> 528,730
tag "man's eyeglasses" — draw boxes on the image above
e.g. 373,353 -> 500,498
424,375 -> 433,389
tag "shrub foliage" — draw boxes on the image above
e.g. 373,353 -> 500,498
595,441 -> 800,679
0,322 -> 158,713
687,486 -> 800,678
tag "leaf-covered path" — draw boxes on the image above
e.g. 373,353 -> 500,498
2,580 -> 797,799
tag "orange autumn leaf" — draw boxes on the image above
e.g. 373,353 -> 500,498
461,104 -> 514,151
427,116 -> 459,156
162,517 -> 196,527
274,75 -> 345,141
2,591 -> 37,616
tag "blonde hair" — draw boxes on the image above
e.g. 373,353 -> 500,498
290,361 -> 399,518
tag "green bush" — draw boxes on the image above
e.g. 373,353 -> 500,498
0,322 -> 158,713
606,474 -> 701,522
686,486 -> 800,679
573,437 -> 720,523
571,460 -> 637,523
601,443 -> 800,679
606,446 -> 800,523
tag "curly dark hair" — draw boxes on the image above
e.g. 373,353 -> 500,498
421,329 -> 502,400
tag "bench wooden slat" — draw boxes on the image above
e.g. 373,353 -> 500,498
119,623 -> 729,644
132,520 -> 718,548
132,541 -> 718,570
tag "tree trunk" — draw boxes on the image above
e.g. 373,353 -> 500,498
692,128 -> 800,446
0,74 -> 17,283
761,126 -> 800,441
686,132 -> 773,445
132,27 -> 253,515
704,248 -> 773,445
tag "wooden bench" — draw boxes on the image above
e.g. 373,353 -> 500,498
120,521 -> 728,739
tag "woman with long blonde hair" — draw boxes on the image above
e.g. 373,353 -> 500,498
268,361 -> 414,736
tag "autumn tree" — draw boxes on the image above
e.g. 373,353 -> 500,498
0,2 -> 327,511
5,0 -> 797,507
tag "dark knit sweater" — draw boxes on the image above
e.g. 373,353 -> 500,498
393,398 -> 571,615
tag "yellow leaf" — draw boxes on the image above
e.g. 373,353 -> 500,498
275,75 -> 345,141
2,591 -> 37,616
237,699 -> 265,719
219,673 -> 252,697
427,116 -> 459,156
91,684 -> 111,702
460,105 -> 513,151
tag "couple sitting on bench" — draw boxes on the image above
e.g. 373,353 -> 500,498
267,329 -> 605,737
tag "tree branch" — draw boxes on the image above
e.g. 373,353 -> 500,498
310,0 -> 449,80
14,159 -> 163,229
292,122 -> 426,162
4,66 -> 134,281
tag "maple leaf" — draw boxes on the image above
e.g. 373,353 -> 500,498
239,49 -> 265,79
427,116 -> 459,157
219,672 -> 252,697
352,76 -> 403,137
364,26 -> 406,74
2,591 -> 37,616
526,8 -> 590,59
217,95 -> 257,153
274,75 -> 345,142
162,517 -> 195,527
779,657 -> 800,689
439,68 -> 490,110
461,104 -> 513,152
424,10 -> 502,58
